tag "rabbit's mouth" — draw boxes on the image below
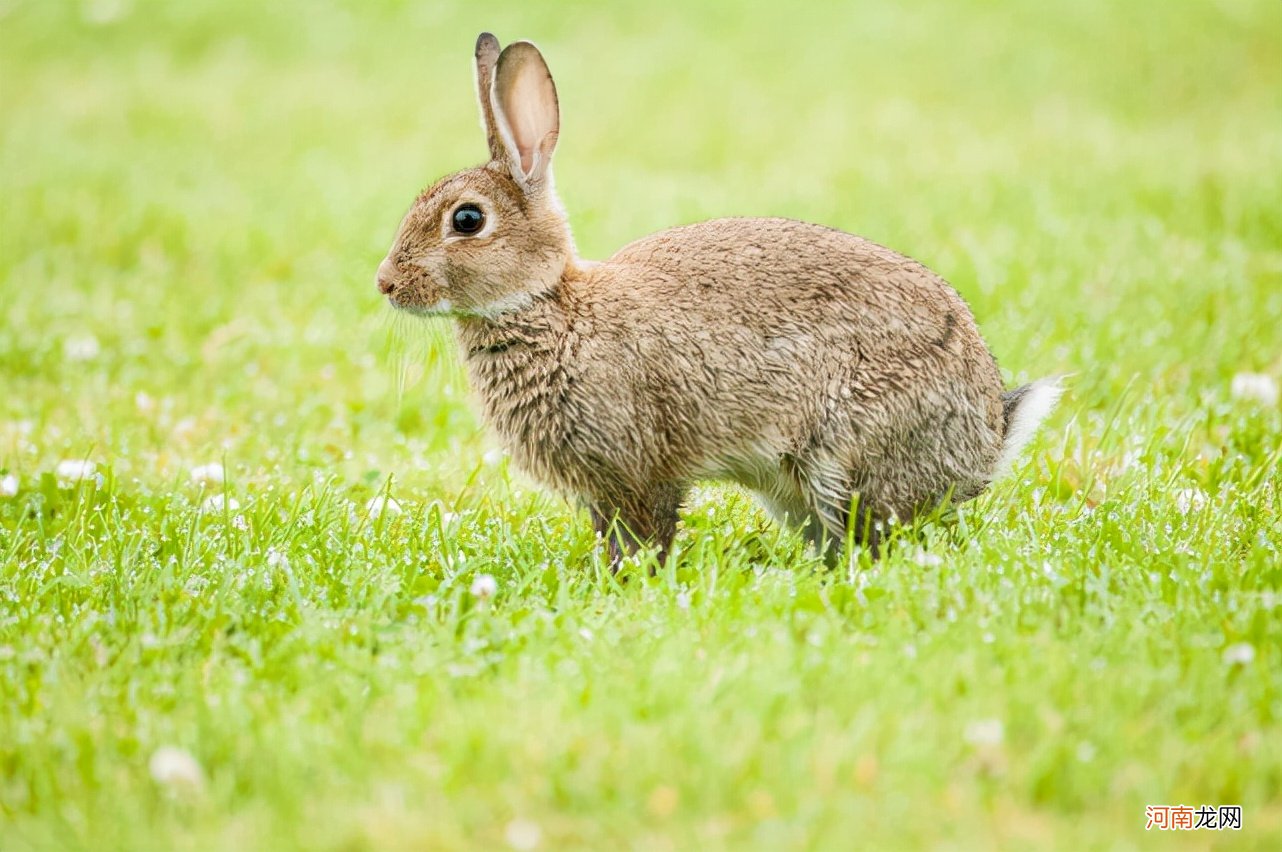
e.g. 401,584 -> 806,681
389,293 -> 456,317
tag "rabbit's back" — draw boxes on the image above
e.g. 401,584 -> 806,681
556,217 -> 1009,518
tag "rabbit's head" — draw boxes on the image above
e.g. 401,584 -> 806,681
376,34 -> 572,317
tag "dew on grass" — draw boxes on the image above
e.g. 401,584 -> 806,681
202,494 -> 241,512
1174,488 -> 1208,514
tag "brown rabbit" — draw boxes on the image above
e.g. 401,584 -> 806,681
376,33 -> 1061,564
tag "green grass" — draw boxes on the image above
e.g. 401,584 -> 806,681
3,0 -> 1282,848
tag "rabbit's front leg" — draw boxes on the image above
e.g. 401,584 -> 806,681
587,482 -> 686,571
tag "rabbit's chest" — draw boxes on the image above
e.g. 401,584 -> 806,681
468,347 -> 598,484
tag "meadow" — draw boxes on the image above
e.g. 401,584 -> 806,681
2,0 -> 1281,848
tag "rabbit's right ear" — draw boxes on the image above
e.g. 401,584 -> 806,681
474,32 -> 504,162
491,41 -> 560,191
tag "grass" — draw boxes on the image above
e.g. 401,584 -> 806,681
2,0 -> 1281,848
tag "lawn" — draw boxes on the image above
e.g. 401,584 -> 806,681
2,0 -> 1281,848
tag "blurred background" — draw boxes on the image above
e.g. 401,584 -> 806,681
2,0 -> 1280,494
3,2 -> 1282,847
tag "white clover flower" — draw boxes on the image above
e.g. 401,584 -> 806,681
366,495 -> 403,518
1231,372 -> 1279,406
201,494 -> 241,512
964,719 -> 1005,747
470,573 -> 498,600
1174,487 -> 1208,514
1222,642 -> 1255,666
148,746 -> 204,791
0,474 -> 17,497
55,459 -> 96,487
504,818 -> 542,850
190,463 -> 225,486
63,334 -> 101,362
912,550 -> 943,567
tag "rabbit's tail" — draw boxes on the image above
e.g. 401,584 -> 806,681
993,377 -> 1064,476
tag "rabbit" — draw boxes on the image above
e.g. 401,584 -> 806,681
375,32 -> 1062,565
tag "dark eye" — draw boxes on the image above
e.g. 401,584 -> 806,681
451,204 -> 485,235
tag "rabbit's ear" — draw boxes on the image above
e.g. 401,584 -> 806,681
473,32 -> 504,162
492,41 -> 560,189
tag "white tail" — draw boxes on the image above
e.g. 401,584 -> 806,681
993,377 -> 1064,475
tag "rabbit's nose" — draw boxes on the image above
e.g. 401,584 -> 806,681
375,257 -> 397,294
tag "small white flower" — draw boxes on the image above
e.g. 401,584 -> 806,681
1174,487 -> 1208,514
504,818 -> 542,850
265,548 -> 290,571
134,391 -> 155,412
366,495 -> 402,518
63,334 -> 101,362
201,494 -> 241,512
912,550 -> 943,567
1231,372 -> 1279,406
675,590 -> 692,611
1222,642 -> 1255,666
0,474 -> 17,497
190,463 -> 225,486
148,746 -> 204,791
55,459 -> 96,487
482,448 -> 505,467
963,719 -> 1005,747
470,573 -> 498,600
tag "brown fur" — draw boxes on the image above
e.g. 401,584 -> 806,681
375,34 -> 1056,564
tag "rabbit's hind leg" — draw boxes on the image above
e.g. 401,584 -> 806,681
754,488 -> 831,558
783,454 -> 886,562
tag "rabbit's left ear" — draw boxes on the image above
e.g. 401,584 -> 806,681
492,41 -> 560,189
474,32 -> 503,162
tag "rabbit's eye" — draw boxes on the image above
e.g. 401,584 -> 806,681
451,204 -> 486,235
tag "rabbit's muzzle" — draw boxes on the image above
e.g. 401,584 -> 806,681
375,257 -> 398,295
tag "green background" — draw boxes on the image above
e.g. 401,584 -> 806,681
2,0 -> 1280,848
